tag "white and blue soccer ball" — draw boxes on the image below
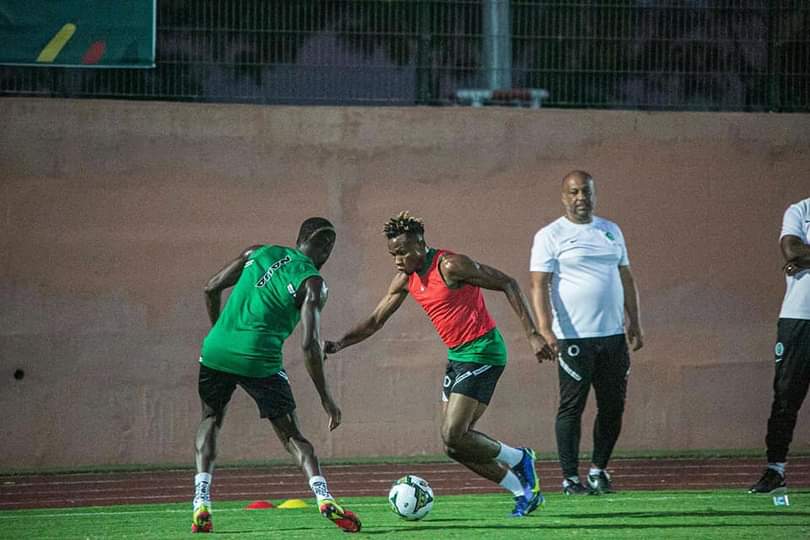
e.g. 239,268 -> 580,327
388,475 -> 434,521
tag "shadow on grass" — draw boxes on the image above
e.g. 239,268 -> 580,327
202,511 -> 810,537
362,523 -> 810,535
207,507 -> 810,536
214,527 -> 322,535
563,510 -> 810,519
355,511 -> 810,535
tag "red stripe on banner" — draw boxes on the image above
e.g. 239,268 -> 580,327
82,41 -> 106,65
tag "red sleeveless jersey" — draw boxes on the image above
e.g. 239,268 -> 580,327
408,249 -> 497,348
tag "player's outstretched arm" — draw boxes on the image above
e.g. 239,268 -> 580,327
324,272 -> 409,354
441,254 -> 555,363
782,235 -> 810,275
299,276 -> 341,431
203,245 -> 261,325
619,265 -> 644,351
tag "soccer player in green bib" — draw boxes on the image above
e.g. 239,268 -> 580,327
191,217 -> 360,534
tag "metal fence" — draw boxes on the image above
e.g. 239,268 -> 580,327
1,1 -> 808,111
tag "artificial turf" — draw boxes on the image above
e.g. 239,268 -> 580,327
1,489 -> 808,539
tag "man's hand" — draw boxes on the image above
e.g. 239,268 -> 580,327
324,340 -> 341,355
529,332 -> 557,363
626,323 -> 644,351
321,395 -> 342,431
537,329 -> 559,362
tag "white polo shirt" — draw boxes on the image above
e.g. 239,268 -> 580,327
779,198 -> 810,320
530,215 -> 629,339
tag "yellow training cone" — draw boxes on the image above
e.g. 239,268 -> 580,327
278,498 -> 308,509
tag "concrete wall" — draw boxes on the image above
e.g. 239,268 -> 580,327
1,98 -> 808,469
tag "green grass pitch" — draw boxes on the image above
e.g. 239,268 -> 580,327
1,490 -> 808,539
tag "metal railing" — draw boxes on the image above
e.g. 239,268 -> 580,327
1,1 -> 808,111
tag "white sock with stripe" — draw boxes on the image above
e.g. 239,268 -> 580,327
194,472 -> 212,510
495,443 -> 524,468
499,470 -> 525,497
309,475 -> 334,503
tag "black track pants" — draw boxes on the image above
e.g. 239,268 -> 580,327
555,334 -> 631,478
766,318 -> 810,464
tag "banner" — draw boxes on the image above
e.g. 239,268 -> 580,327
0,1 -> 155,68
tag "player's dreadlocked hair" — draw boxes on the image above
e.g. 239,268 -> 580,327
383,211 -> 425,239
297,217 -> 336,245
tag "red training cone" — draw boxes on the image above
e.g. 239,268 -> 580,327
246,500 -> 275,510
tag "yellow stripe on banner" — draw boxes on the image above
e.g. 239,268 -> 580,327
36,23 -> 77,63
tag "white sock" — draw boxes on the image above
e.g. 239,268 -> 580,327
495,443 -> 524,468
768,463 -> 786,477
194,472 -> 212,509
499,470 -> 525,497
588,467 -> 603,477
309,475 -> 333,503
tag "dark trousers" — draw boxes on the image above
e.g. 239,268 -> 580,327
555,334 -> 630,478
766,318 -> 810,464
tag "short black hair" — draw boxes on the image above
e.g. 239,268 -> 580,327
383,211 -> 424,239
297,217 -> 335,245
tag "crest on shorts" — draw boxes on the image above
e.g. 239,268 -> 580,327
775,342 -> 784,361
567,344 -> 581,357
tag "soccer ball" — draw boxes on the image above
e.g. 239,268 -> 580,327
388,475 -> 434,521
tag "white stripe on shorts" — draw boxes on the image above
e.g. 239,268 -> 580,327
558,357 -> 582,381
451,364 -> 492,391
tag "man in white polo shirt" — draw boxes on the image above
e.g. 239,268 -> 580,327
749,197 -> 810,494
530,170 -> 643,495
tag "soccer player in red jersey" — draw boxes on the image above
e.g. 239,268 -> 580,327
326,212 -> 555,517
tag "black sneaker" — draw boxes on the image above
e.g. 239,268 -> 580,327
562,478 -> 590,495
749,468 -> 786,494
587,470 -> 614,494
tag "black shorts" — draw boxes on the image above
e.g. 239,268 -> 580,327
442,361 -> 504,405
198,364 -> 296,419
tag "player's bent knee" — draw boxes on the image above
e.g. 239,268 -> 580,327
441,424 -> 470,449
